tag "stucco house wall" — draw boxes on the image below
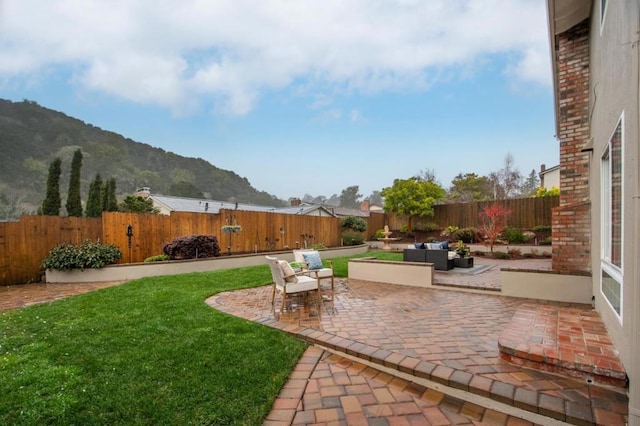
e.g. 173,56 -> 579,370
547,0 -> 640,423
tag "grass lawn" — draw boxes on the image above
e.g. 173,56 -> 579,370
0,250 -> 399,425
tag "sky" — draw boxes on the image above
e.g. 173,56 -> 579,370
0,0 -> 558,202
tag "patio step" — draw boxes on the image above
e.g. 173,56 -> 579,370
498,304 -> 628,388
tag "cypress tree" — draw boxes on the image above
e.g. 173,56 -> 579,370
66,149 -> 83,216
103,177 -> 118,212
41,157 -> 62,216
85,173 -> 103,217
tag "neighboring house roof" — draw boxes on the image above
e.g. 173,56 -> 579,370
330,206 -> 370,218
149,194 -> 337,217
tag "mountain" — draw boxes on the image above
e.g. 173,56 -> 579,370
0,99 -> 286,219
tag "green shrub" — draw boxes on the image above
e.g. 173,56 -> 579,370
540,236 -> 553,245
440,225 -> 458,238
162,235 -> 221,260
341,230 -> 365,246
502,226 -> 527,244
373,229 -> 385,240
492,251 -> 511,260
42,240 -> 122,270
144,254 -> 169,263
340,215 -> 367,232
423,222 -> 441,232
311,243 -> 327,250
451,227 -> 478,243
533,225 -> 552,232
399,225 -> 408,234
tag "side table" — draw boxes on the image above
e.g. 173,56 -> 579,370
453,257 -> 474,268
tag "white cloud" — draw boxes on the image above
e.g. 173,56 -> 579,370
0,0 -> 551,115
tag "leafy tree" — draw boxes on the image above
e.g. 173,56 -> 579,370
41,157 -> 62,216
339,185 -> 362,208
416,169 -> 439,184
381,177 -> 445,234
340,215 -> 367,232
85,173 -> 104,217
66,149 -> 83,216
119,195 -> 160,214
103,177 -> 118,212
521,169 -> 540,197
487,153 -> 522,199
168,181 -> 204,198
534,186 -> 560,197
447,173 -> 492,203
478,203 -> 511,252
367,190 -> 383,206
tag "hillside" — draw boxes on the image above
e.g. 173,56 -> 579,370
0,99 -> 285,219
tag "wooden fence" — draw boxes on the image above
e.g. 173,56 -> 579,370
0,198 -> 555,286
0,216 -> 102,286
1,210 -> 359,286
386,196 -> 559,231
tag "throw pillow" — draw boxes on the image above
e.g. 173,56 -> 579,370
439,241 -> 449,250
278,260 -> 298,283
414,242 -> 426,249
302,252 -> 324,270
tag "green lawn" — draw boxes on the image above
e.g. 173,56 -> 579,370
0,251 -> 400,425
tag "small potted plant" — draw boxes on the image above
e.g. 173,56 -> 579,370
455,240 -> 470,258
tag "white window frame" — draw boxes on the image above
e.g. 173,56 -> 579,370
599,0 -> 608,35
600,114 -> 624,321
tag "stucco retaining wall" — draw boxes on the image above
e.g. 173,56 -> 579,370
45,245 -> 369,283
501,269 -> 592,304
348,258 -> 434,288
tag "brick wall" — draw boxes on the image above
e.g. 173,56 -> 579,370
552,20 -> 592,274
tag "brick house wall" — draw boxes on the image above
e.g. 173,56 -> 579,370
551,20 -> 592,274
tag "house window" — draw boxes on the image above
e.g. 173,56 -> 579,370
600,117 -> 623,318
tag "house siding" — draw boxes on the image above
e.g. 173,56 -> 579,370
586,0 -> 640,422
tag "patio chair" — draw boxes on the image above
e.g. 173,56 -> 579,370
266,255 -> 320,313
293,249 -> 335,301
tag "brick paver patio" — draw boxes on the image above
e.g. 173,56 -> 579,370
1,257 -> 628,424
209,258 -> 628,425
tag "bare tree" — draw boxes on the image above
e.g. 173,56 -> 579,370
487,153 -> 523,199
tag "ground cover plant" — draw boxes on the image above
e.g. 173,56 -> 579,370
0,266 -> 306,425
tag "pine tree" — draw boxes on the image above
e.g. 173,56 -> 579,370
85,173 -> 104,217
66,149 -> 83,216
41,157 -> 62,216
104,177 -> 118,212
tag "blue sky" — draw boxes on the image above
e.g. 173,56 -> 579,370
0,0 -> 557,201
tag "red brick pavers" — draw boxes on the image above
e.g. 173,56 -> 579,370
0,281 -> 127,311
498,304 -> 627,388
265,346 -> 537,425
210,270 -> 628,425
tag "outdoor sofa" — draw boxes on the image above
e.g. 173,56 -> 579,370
402,241 -> 455,271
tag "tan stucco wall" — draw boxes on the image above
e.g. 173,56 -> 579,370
501,270 -> 592,304
587,0 -> 640,422
46,245 -> 369,283
348,258 -> 433,288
